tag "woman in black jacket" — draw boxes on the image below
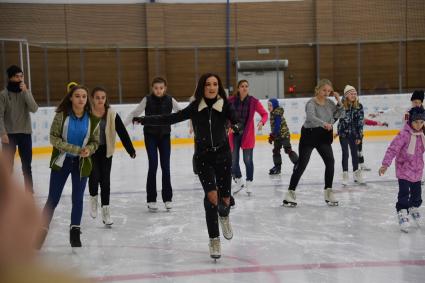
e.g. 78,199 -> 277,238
133,73 -> 239,260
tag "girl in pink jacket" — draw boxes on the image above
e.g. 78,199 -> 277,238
379,107 -> 425,233
228,80 -> 268,195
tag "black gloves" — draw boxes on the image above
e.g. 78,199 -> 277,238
132,117 -> 144,125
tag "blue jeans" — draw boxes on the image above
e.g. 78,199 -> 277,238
1,133 -> 33,192
231,134 -> 254,181
144,133 -> 172,203
43,156 -> 88,226
339,135 -> 359,172
397,179 -> 422,211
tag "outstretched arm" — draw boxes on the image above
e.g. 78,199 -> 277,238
134,102 -> 193,126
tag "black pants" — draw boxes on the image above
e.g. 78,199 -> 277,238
358,139 -> 365,164
272,137 -> 293,166
89,145 -> 113,206
195,148 -> 232,238
1,133 -> 33,192
144,133 -> 172,203
339,135 -> 359,172
397,179 -> 422,212
289,127 -> 335,190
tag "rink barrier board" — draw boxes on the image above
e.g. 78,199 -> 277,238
30,129 -> 399,156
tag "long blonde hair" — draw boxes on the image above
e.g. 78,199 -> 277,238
343,95 -> 360,109
314,79 -> 333,96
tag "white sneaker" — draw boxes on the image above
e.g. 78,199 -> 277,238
164,201 -> 172,211
353,169 -> 365,184
245,180 -> 252,196
283,190 -> 297,207
342,171 -> 349,186
102,205 -> 113,226
147,202 -> 158,212
360,163 -> 371,171
324,188 -> 338,206
90,195 -> 98,219
398,209 -> 409,232
410,207 -> 421,227
233,177 -> 245,194
209,237 -> 221,259
219,216 -> 233,240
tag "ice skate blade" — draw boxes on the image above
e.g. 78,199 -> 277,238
103,222 -> 113,227
233,187 -> 244,195
210,255 -> 221,260
400,228 -> 409,233
246,192 -> 252,196
282,201 -> 297,207
148,208 -> 158,213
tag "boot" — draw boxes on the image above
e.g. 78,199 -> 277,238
269,165 -> 281,175
398,209 -> 409,233
102,205 -> 113,226
324,188 -> 338,206
89,195 -> 98,219
353,169 -> 365,185
70,225 -> 82,247
219,216 -> 233,240
35,227 -> 49,250
245,180 -> 252,196
409,207 -> 421,227
209,237 -> 221,259
283,190 -> 297,207
359,163 -> 371,171
342,171 -> 349,186
233,177 -> 245,194
147,202 -> 158,212
164,201 -> 172,211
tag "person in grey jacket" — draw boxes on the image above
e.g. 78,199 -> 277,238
283,79 -> 345,207
0,65 -> 38,193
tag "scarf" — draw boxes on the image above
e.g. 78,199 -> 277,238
407,131 -> 425,155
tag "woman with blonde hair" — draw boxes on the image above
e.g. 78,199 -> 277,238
283,79 -> 345,207
338,85 -> 365,186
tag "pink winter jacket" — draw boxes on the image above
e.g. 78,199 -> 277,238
382,123 -> 425,182
228,95 -> 268,150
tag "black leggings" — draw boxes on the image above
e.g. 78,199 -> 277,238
288,127 -> 335,190
195,148 -> 232,238
357,139 -> 365,164
89,145 -> 113,206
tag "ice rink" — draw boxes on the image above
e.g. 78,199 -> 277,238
26,139 -> 425,283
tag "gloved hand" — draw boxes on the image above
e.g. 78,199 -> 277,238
132,117 -> 144,125
268,133 -> 275,144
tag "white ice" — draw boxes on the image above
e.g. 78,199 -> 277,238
20,139 -> 425,282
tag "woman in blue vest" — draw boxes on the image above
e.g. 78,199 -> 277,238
125,77 -> 180,211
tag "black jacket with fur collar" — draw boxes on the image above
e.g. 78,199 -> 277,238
139,96 -> 238,152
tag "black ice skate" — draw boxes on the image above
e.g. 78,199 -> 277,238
70,225 -> 82,247
269,166 -> 281,175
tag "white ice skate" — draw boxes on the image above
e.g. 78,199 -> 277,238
147,202 -> 158,212
164,201 -> 172,211
342,171 -> 349,186
359,163 -> 371,171
209,237 -> 221,260
410,207 -> 421,227
398,209 -> 409,233
283,190 -> 297,207
90,195 -> 98,219
232,177 -> 245,194
219,216 -> 233,240
245,180 -> 252,196
102,205 -> 113,226
353,169 -> 366,185
324,188 -> 339,206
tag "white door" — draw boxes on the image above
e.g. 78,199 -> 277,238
238,70 -> 284,99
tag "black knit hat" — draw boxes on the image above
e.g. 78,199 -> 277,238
408,107 -> 425,124
6,65 -> 23,78
410,90 -> 424,102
